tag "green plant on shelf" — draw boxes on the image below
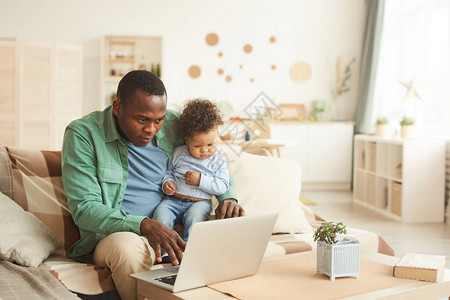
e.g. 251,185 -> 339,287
400,117 -> 414,126
313,221 -> 347,245
110,92 -> 117,103
376,117 -> 388,125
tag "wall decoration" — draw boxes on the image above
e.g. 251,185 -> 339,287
290,62 -> 311,83
399,77 -> 428,103
189,34 -> 281,83
188,65 -> 201,78
206,33 -> 219,46
329,56 -> 356,120
331,57 -> 356,100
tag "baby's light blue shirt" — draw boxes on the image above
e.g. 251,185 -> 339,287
163,145 -> 229,199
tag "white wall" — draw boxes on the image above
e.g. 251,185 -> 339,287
0,0 -> 365,120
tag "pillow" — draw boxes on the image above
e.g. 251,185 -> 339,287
217,145 -> 312,234
0,191 -> 62,267
6,147 -> 80,255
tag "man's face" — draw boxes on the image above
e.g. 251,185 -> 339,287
113,89 -> 167,147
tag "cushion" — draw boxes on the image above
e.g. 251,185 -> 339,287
217,145 -> 313,234
6,147 -> 80,255
0,191 -> 62,267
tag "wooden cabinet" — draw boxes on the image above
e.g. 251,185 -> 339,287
0,41 -> 82,150
353,134 -> 446,222
101,36 -> 162,108
269,122 -> 354,190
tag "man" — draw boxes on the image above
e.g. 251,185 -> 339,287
62,70 -> 244,300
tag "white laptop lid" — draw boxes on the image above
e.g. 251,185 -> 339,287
131,213 -> 277,293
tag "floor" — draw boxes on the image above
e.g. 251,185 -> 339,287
301,191 -> 450,269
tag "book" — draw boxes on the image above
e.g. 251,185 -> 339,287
393,253 -> 446,282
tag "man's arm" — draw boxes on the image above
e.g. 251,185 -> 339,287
215,174 -> 245,219
140,218 -> 185,264
197,160 -> 229,195
62,128 -> 144,234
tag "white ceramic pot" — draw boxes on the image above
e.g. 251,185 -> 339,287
375,124 -> 388,137
401,125 -> 415,139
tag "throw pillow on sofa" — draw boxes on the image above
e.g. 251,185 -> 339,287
217,145 -> 313,234
0,191 -> 62,267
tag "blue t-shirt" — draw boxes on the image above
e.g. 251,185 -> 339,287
121,138 -> 168,217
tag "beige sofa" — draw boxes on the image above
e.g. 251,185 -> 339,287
0,144 -> 393,299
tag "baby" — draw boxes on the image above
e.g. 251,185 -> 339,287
153,99 -> 229,242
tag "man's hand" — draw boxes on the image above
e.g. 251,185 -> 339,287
215,199 -> 245,219
140,218 -> 185,265
163,181 -> 176,195
184,171 -> 201,186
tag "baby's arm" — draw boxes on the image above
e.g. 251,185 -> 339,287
162,152 -> 177,195
163,180 -> 176,195
197,159 -> 229,195
184,171 -> 201,186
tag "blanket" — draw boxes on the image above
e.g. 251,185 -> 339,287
0,260 -> 79,300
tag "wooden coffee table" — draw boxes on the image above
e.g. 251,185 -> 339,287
134,252 -> 450,300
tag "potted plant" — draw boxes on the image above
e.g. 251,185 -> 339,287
110,92 -> 117,103
375,117 -> 389,137
314,221 -> 360,280
400,117 -> 415,139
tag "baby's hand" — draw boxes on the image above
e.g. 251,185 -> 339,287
163,181 -> 176,195
184,171 -> 201,186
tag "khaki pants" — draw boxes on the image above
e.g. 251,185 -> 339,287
93,232 -> 156,300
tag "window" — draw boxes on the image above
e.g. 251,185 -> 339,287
373,0 -> 450,137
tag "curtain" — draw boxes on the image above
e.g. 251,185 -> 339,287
354,0 -> 385,133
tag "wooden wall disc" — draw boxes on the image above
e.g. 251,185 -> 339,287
188,65 -> 201,78
290,62 -> 311,83
206,33 -> 219,46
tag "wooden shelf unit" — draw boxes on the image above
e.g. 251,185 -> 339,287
353,134 -> 446,222
101,36 -> 162,108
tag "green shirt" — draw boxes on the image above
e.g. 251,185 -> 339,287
62,105 -> 236,263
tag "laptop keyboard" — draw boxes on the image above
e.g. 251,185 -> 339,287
155,275 -> 177,285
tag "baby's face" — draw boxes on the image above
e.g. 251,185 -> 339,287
185,129 -> 218,160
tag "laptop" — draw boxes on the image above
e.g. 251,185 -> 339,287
130,213 -> 277,293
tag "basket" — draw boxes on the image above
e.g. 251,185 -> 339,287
317,238 -> 360,280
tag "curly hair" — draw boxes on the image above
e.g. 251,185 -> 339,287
177,99 -> 224,138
